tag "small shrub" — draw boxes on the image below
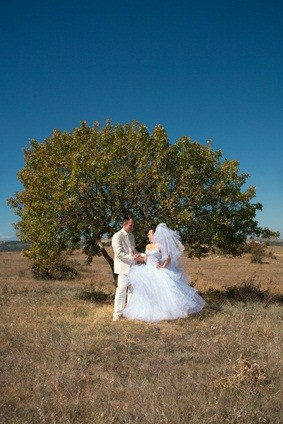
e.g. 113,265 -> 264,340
267,250 -> 277,260
213,354 -> 267,393
205,278 -> 276,304
244,241 -> 273,263
225,279 -> 269,302
31,258 -> 79,280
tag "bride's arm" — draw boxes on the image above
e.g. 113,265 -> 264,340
157,254 -> 171,269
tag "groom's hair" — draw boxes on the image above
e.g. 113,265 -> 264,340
123,216 -> 134,225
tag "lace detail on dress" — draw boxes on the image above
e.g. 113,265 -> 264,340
145,248 -> 161,267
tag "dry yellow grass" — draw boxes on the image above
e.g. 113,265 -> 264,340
0,247 -> 282,423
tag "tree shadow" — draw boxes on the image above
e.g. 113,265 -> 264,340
78,279 -> 283,310
194,280 -> 283,320
78,289 -> 114,303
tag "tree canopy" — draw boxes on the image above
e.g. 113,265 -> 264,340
8,120 -> 278,273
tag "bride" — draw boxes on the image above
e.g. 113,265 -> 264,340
123,223 -> 205,323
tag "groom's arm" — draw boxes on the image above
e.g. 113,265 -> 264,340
129,234 -> 144,260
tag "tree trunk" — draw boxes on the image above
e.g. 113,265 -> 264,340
97,241 -> 118,287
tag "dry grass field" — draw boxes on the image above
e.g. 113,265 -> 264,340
0,246 -> 282,423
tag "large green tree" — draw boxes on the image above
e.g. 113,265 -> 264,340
8,121 -> 278,277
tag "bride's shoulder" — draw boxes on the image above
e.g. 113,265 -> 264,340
146,243 -> 160,251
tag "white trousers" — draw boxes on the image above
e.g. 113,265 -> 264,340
113,274 -> 132,319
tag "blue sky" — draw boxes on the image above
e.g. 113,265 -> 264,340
1,0 -> 282,240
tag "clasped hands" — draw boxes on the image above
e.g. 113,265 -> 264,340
133,253 -> 145,262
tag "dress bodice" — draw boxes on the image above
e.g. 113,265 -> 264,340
145,248 -> 161,267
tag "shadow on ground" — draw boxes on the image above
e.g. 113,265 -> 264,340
78,280 -> 283,307
78,289 -> 114,303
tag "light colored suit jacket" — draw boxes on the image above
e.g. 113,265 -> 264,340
112,228 -> 136,275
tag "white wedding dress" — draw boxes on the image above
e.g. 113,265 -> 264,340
123,248 -> 205,323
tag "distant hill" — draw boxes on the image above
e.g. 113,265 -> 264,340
251,238 -> 283,246
1,238 -> 282,252
0,241 -> 30,252
267,240 -> 283,246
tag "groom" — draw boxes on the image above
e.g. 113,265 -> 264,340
112,217 -> 140,321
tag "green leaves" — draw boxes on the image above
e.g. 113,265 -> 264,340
8,120 -> 278,269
